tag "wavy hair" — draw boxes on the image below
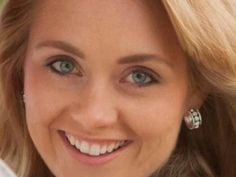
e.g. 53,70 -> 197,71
156,1 -> 236,177
0,0 -> 236,177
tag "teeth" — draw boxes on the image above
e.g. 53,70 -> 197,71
80,141 -> 90,154
114,142 -> 120,149
89,144 -> 100,156
65,132 -> 127,156
119,140 -> 125,146
107,144 -> 115,153
68,134 -> 76,146
100,146 -> 107,154
75,140 -> 80,149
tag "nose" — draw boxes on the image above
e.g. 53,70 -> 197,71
69,84 -> 119,132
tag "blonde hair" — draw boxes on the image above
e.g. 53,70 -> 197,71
156,0 -> 236,177
0,1 -> 52,176
0,0 -> 236,177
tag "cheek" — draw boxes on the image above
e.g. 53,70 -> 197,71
23,60 -> 64,143
24,65 -> 69,166
121,83 -> 189,165
24,57 -> 70,121
123,87 -> 188,139
124,97 -> 185,154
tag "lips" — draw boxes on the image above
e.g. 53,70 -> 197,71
64,132 -> 129,157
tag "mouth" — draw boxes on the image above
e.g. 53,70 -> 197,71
60,131 -> 132,165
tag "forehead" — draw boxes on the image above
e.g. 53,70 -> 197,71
34,0 -> 166,21
29,0 -> 184,65
32,0 -> 171,34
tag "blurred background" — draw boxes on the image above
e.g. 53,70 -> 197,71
0,0 -> 6,11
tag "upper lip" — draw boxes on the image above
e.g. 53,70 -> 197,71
62,130 -> 129,145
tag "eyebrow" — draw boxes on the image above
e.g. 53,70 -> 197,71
36,40 -> 172,67
36,40 -> 86,58
117,54 -> 170,67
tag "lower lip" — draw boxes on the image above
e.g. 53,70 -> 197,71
59,131 -> 132,166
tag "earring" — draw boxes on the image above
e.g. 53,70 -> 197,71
21,93 -> 25,103
184,108 -> 202,130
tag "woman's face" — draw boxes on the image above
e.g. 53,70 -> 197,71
24,1 -> 200,177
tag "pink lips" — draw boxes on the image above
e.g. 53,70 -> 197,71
59,131 -> 132,166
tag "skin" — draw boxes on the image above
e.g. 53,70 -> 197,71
24,0 -> 202,177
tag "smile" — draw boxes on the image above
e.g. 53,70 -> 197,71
65,132 -> 128,156
61,131 -> 132,165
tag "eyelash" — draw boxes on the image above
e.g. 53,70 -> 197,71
123,67 -> 160,87
46,55 -> 81,76
46,56 -> 160,87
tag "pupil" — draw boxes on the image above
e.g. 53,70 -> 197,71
61,62 -> 73,72
133,72 -> 146,82
65,63 -> 70,69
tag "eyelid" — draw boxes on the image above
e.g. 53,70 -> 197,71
46,54 -> 76,64
126,65 -> 161,79
45,54 -> 83,76
121,65 -> 161,86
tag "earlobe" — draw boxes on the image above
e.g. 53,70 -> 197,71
189,88 -> 207,110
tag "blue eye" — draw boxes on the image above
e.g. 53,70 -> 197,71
47,55 -> 80,76
50,60 -> 76,75
126,70 -> 159,86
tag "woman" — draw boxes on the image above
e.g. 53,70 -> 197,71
0,0 -> 236,177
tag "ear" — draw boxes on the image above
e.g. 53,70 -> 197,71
188,88 -> 207,110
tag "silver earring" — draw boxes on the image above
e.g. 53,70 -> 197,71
184,108 -> 202,130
